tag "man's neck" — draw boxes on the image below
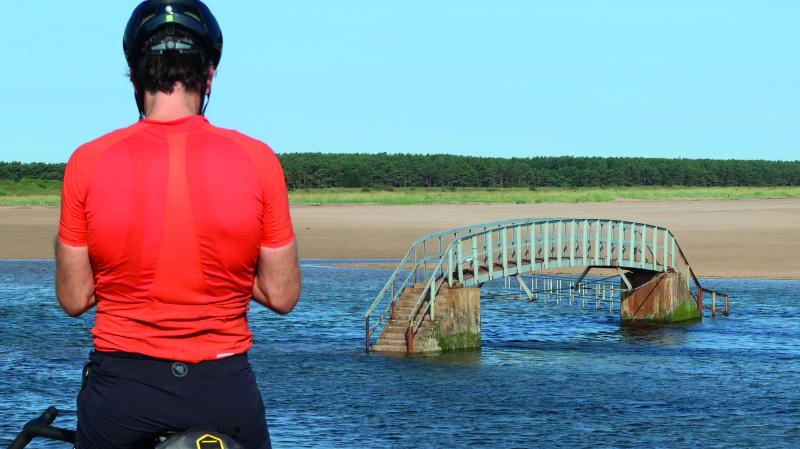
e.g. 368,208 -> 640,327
143,84 -> 202,121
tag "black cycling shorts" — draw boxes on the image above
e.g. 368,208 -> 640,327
76,351 -> 271,449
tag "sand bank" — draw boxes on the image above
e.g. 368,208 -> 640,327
2,199 -> 798,279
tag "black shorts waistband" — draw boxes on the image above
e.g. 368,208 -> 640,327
94,350 -> 246,363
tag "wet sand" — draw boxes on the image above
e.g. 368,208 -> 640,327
2,199 -> 798,279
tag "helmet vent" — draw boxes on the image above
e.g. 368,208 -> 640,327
182,5 -> 203,23
139,12 -> 157,27
185,12 -> 202,22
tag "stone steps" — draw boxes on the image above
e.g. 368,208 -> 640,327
371,343 -> 408,352
375,337 -> 407,346
377,328 -> 432,342
371,285 -> 454,353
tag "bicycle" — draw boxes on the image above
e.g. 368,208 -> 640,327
8,406 -> 242,449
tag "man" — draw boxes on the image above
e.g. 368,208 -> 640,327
55,1 -> 301,448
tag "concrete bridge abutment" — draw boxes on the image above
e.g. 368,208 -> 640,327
412,287 -> 482,353
412,271 -> 700,354
412,270 -> 702,353
620,270 -> 701,323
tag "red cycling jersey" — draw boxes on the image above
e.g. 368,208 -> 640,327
58,115 -> 295,362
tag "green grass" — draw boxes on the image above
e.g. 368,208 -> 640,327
3,180 -> 800,206
288,186 -> 800,205
0,179 -> 62,206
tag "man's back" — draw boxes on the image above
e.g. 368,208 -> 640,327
56,3 -> 299,447
59,115 -> 294,362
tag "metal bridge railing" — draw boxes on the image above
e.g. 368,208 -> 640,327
364,218 -> 531,352
366,218 -> 709,353
701,287 -> 730,317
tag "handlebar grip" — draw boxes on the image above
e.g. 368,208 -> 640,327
32,407 -> 58,426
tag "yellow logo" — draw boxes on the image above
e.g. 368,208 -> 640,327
196,433 -> 225,449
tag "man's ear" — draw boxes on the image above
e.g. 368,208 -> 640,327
205,66 -> 216,95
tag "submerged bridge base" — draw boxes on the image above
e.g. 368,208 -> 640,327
620,271 -> 701,323
372,287 -> 481,354
411,270 -> 701,354
429,287 -> 482,352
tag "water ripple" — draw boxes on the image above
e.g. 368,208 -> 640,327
1,261 -> 799,448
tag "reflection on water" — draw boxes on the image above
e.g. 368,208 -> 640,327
1,260 -> 799,448
619,323 -> 690,345
406,350 -> 483,366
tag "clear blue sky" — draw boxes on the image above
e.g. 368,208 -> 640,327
1,1 -> 797,163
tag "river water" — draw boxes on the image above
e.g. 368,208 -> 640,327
1,260 -> 799,448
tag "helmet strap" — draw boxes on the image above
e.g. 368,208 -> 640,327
133,86 -> 145,120
200,66 -> 215,116
130,65 -> 145,119
200,91 -> 211,116
135,91 -> 146,119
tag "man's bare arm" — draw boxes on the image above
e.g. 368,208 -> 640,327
55,241 -> 96,317
252,240 -> 301,314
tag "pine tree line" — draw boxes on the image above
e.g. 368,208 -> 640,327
2,154 -> 799,188
278,153 -> 800,189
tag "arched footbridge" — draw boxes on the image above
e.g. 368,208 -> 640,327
365,218 -> 729,353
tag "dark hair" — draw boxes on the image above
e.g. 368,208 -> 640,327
130,50 -> 211,95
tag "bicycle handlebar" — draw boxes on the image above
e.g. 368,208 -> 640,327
7,407 -> 76,449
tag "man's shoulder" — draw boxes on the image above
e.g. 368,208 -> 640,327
69,123 -> 143,164
204,124 -> 275,156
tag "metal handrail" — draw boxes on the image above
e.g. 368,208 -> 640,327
407,241 -> 457,337
364,218 -> 531,351
700,286 -> 730,317
364,218 -> 530,317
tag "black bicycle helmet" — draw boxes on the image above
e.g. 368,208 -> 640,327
124,0 -> 222,67
123,0 -> 223,116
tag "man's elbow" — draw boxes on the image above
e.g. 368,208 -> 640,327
63,306 -> 85,318
270,302 -> 295,315
54,241 -> 95,317
58,297 -> 89,317
271,283 -> 302,315
56,287 -> 94,317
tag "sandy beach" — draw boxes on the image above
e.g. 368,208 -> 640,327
2,199 -> 798,279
